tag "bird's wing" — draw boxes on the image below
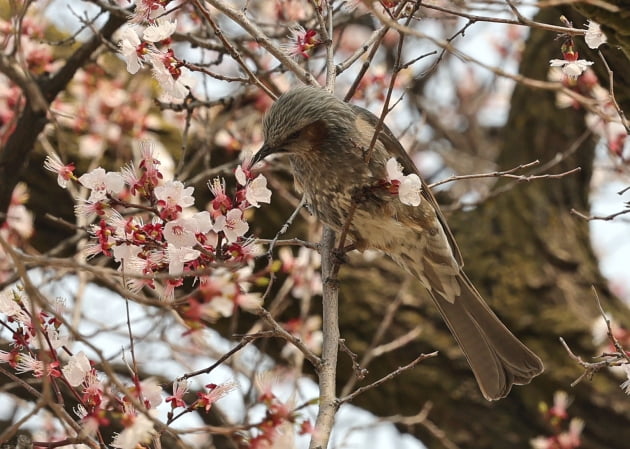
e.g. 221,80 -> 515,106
350,104 -> 464,267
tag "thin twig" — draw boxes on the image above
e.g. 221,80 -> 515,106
597,49 -> 630,134
179,332 -> 273,380
592,286 -> 630,364
257,307 -> 321,368
339,352 -> 438,404
203,0 -> 318,88
192,0 -> 276,100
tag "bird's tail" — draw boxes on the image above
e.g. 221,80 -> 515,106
429,273 -> 544,401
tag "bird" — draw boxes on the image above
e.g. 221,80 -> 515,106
252,86 -> 543,400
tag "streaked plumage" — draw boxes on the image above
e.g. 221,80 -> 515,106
254,86 -> 543,400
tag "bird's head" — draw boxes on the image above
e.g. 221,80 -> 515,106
252,86 -> 356,165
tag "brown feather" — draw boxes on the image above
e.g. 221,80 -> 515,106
258,87 -> 544,400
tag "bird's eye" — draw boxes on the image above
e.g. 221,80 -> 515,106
287,131 -> 300,140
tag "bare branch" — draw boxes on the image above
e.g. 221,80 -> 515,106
339,352 -> 439,404
309,227 -> 340,449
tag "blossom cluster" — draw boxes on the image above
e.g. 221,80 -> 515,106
44,142 -> 271,313
0,287 -> 238,449
118,2 -> 193,100
0,16 -> 56,144
548,19 -> 627,159
548,20 -> 606,82
238,372 -> 314,448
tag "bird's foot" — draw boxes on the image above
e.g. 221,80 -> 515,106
332,243 -> 356,266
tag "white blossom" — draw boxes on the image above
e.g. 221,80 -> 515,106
147,52 -> 193,101
78,168 -> 125,202
154,180 -> 195,209
385,157 -> 422,206
166,244 -> 200,276
164,212 -> 212,248
111,413 -> 156,449
62,351 -> 91,387
386,157 -> 404,181
549,58 -> 593,80
245,174 -> 272,207
235,165 -> 247,186
118,26 -> 144,74
143,19 -> 177,43
621,365 -> 630,394
585,20 -> 607,49
139,378 -> 163,408
213,209 -> 249,242
112,243 -> 142,264
43,155 -> 74,188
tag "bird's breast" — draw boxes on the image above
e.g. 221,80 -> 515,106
290,151 -> 381,227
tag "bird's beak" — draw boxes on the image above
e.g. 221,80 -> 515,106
251,143 -> 274,166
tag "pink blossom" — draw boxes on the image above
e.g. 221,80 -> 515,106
549,390 -> 569,419
130,0 -> 168,23
195,381 -> 237,412
74,404 -> 101,438
284,26 -> 321,58
254,371 -> 278,403
166,379 -> 190,408
161,278 -> 183,303
123,251 -> 163,293
74,199 -> 107,218
82,371 -> 105,407
209,177 -> 233,217
86,220 -> 116,257
138,141 -> 163,188
0,349 -> 19,367
557,418 -> 584,448
235,291 -> 262,312
15,353 -> 60,378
